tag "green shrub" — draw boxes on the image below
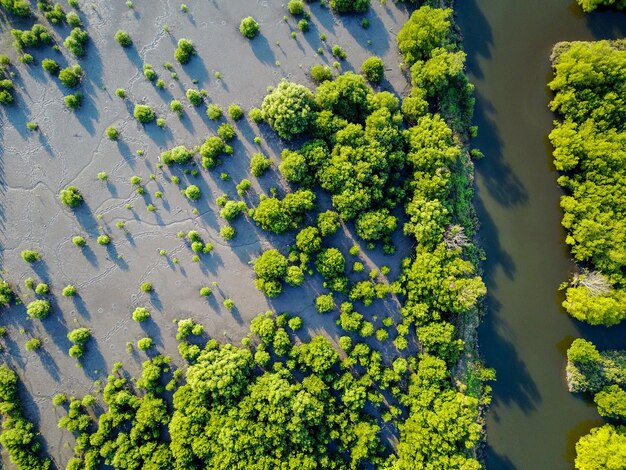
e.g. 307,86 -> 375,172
174,38 -> 195,64
315,293 -> 334,313
66,11 -> 80,27
114,30 -> 132,47
25,338 -> 41,351
97,235 -> 110,245
64,27 -> 88,57
59,65 -> 82,87
64,92 -> 83,109
249,107 -> 263,122
144,64 -> 156,80
206,104 -> 222,120
41,58 -> 59,74
170,100 -> 183,116
288,0 -> 304,15
329,0 -> 370,13
250,153 -> 271,176
361,56 -> 384,83
217,123 -> 236,141
134,104 -> 155,123
261,80 -> 314,140
228,104 -> 243,120
184,184 -> 201,200
35,283 -> 49,295
105,126 -> 119,140
254,249 -> 288,297
200,287 -> 212,297
59,186 -> 83,207
161,145 -> 193,165
240,16 -> 260,39
132,307 -> 150,322
27,299 -> 51,319
220,225 -> 235,240
186,88 -> 203,106
310,64 -> 332,83
72,236 -> 86,247
21,250 -> 41,262
62,285 -> 77,297
140,282 -> 153,293
331,45 -> 346,59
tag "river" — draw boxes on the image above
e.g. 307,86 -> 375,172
455,1 -> 626,469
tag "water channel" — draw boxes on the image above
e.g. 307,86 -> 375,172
455,1 -> 626,468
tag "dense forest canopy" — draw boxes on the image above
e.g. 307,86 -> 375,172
549,40 -> 626,326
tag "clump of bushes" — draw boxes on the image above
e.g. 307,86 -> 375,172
64,27 -> 88,57
261,80 -> 315,140
67,327 -> 91,358
59,65 -> 83,88
161,145 -> 193,165
174,38 -> 195,64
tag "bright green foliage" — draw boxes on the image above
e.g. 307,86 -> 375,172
254,249 -> 288,297
315,293 -> 335,313
25,338 -> 41,351
114,30 -> 132,47
138,337 -> 153,350
161,145 -> 194,165
206,104 -> 222,120
253,190 -> 315,233
576,0 -> 626,11
21,249 -> 41,263
132,307 -> 150,322
59,66 -> 83,88
566,339 -> 626,393
361,56 -> 384,83
594,385 -> 626,419
35,283 -> 49,295
175,38 -> 195,64
217,123 -> 236,141
199,136 -> 229,168
575,424 -> 626,469
316,247 -> 345,279
397,6 -> 452,67
393,355 -> 481,469
11,24 -> 52,49
329,0 -> 370,13
355,209 -> 397,241
287,0 -> 304,15
296,226 -> 322,253
549,40 -> 626,325
1,0 -> 30,16
59,186 -> 83,207
220,200 -> 247,221
228,104 -> 243,120
0,279 -> 12,307
317,210 -> 341,236
62,285 -> 77,297
64,27 -> 88,57
250,152 -> 271,176
186,88 -> 203,105
26,299 -> 51,319
310,64 -> 332,83
184,184 -> 201,200
0,365 -> 51,470
41,58 -> 59,74
240,16 -> 260,39
134,104 -> 155,123
261,80 -> 315,140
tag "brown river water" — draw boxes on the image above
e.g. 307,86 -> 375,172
456,1 -> 626,468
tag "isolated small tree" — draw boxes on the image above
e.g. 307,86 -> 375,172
21,250 -> 41,263
174,38 -> 195,64
361,56 -> 384,83
239,16 -> 260,39
134,104 -> 155,123
59,186 -> 83,208
114,30 -> 132,47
